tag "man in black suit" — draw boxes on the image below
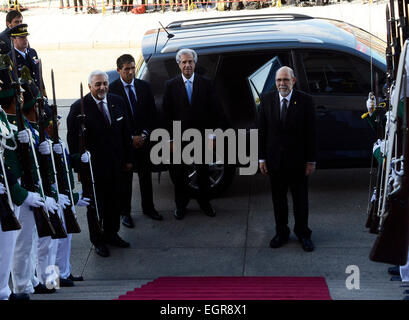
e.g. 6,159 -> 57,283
109,54 -> 162,228
162,48 -> 222,220
258,66 -> 316,252
67,70 -> 133,257
0,10 -> 23,54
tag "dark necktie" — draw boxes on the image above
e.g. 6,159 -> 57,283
126,84 -> 138,116
281,98 -> 288,124
186,79 -> 192,104
98,101 -> 110,126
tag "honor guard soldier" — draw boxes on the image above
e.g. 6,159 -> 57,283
8,24 -> 46,96
19,70 -> 63,292
42,105 -> 89,286
0,54 -> 48,298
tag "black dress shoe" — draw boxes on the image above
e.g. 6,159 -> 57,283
59,278 -> 74,287
68,274 -> 84,281
174,208 -> 186,220
9,293 -> 30,300
269,234 -> 289,248
388,265 -> 400,276
299,238 -> 314,252
34,283 -> 56,294
143,209 -> 163,221
95,244 -> 110,257
121,215 -> 135,228
200,204 -> 216,217
107,234 -> 130,248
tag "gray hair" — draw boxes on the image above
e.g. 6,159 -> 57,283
276,66 -> 295,79
176,48 -> 198,64
88,70 -> 109,85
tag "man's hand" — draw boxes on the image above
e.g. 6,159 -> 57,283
259,162 -> 268,175
132,135 -> 145,149
305,163 -> 316,176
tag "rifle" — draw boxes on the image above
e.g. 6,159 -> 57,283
365,73 -> 384,234
78,83 -> 103,238
0,149 -> 21,232
9,42 -> 55,238
35,63 -> 67,239
370,40 -> 409,265
390,0 -> 402,73
50,69 -> 80,234
386,5 -> 395,83
397,0 -> 409,44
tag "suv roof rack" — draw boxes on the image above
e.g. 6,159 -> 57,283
166,14 -> 314,29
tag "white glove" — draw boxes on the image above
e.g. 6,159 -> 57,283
0,182 -> 6,195
53,143 -> 63,155
23,192 -> 45,208
17,129 -> 30,144
366,92 -> 375,115
379,140 -> 386,155
45,196 -> 58,213
38,141 -> 51,155
373,139 -> 386,156
81,152 -> 89,163
58,193 -> 71,209
76,197 -> 90,207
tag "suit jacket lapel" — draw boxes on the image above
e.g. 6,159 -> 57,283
272,92 -> 280,125
191,75 -> 199,106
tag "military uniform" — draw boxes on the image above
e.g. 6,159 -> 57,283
0,107 -> 31,300
8,24 -> 45,95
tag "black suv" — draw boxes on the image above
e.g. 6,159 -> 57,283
108,13 -> 386,196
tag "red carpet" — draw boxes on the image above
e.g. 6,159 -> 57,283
117,276 -> 332,300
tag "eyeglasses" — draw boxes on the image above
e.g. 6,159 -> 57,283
276,78 -> 291,83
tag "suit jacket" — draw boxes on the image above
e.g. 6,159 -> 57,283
162,73 -> 223,138
8,47 -> 43,90
66,92 -> 132,182
0,28 -> 11,54
257,89 -> 316,172
109,77 -> 157,136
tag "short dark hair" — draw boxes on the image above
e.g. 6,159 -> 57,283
117,54 -> 135,69
6,10 -> 22,24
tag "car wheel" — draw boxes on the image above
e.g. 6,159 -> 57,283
169,163 -> 236,199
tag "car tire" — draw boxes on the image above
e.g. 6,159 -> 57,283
169,164 -> 236,199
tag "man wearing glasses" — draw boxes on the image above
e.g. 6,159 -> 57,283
257,66 -> 317,252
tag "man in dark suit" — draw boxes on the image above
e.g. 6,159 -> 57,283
258,66 -> 317,252
162,48 -> 222,220
67,70 -> 133,257
109,54 -> 162,228
0,10 -> 23,54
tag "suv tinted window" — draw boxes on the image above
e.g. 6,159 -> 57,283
303,51 -> 372,95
